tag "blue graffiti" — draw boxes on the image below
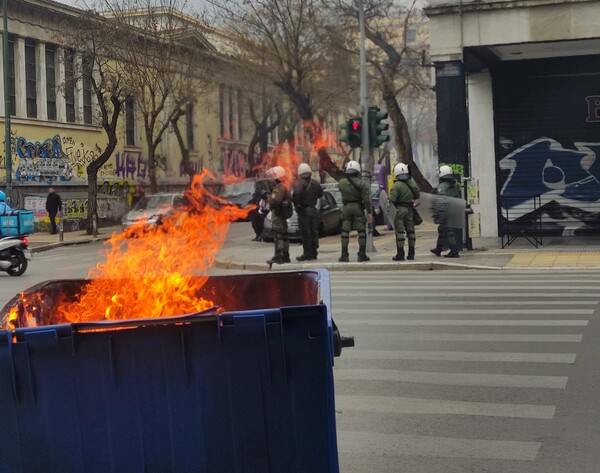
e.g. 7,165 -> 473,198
15,135 -> 73,183
500,138 -> 600,208
115,152 -> 147,180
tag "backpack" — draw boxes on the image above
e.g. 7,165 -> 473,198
281,198 -> 294,219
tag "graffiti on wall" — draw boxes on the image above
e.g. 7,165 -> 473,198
499,138 -> 600,233
220,147 -> 249,177
15,135 -> 74,183
115,152 -> 147,180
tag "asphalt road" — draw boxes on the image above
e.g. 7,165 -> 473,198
331,270 -> 600,473
2,244 -> 599,472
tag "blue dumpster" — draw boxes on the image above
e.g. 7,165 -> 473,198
0,270 -> 346,473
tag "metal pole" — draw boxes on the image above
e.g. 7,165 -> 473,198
358,0 -> 375,252
2,0 -> 11,205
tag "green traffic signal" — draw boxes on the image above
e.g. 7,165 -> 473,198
368,106 -> 390,148
346,117 -> 362,149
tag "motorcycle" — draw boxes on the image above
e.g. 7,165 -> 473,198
0,236 -> 31,276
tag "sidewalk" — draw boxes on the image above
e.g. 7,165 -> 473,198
25,222 -> 600,271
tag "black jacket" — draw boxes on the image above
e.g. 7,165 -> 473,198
46,192 -> 62,215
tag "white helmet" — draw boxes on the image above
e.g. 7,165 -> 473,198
393,163 -> 409,179
266,166 -> 286,180
298,163 -> 311,177
345,160 -> 361,174
439,165 -> 453,178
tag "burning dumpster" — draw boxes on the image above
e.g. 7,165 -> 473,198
0,269 -> 352,473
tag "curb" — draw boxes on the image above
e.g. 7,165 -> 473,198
30,237 -> 110,254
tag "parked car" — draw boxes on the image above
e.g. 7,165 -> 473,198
121,192 -> 185,231
262,190 -> 342,242
221,179 -> 273,222
322,181 -> 386,226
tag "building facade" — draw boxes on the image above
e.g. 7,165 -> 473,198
426,0 -> 600,239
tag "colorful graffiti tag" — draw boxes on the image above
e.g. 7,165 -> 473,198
15,135 -> 74,183
500,138 -> 600,233
220,147 -> 249,177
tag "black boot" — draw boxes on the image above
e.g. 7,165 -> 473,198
392,246 -> 405,261
296,254 -> 310,261
444,250 -> 460,258
267,254 -> 284,265
357,247 -> 370,262
407,246 -> 415,261
282,251 -> 291,263
339,249 -> 349,262
430,247 -> 442,257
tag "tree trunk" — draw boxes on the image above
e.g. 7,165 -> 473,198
171,118 -> 194,184
147,138 -> 158,194
383,86 -> 433,192
86,133 -> 118,236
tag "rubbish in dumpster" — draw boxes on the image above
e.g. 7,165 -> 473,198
4,170 -> 252,327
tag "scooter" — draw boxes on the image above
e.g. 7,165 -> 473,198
0,236 -> 31,276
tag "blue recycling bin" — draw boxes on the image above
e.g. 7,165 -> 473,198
0,210 -> 35,236
0,270 -> 342,473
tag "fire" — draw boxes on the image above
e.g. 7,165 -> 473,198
12,170 -> 251,326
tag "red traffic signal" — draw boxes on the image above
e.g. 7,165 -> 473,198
346,117 -> 362,148
350,120 -> 360,131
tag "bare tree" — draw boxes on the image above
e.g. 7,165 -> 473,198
59,8 -> 130,235
103,0 -> 214,192
207,0 -> 355,179
330,0 -> 434,191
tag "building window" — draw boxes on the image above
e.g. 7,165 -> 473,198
7,36 -> 15,116
125,97 -> 135,146
186,102 -> 195,151
82,56 -> 93,124
64,49 -> 76,123
45,44 -> 57,120
25,38 -> 37,118
227,86 -> 234,139
218,84 -> 225,138
406,29 -> 417,43
237,89 -> 244,141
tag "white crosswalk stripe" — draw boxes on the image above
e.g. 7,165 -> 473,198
331,270 -> 596,470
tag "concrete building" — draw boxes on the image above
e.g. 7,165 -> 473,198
425,0 -> 600,239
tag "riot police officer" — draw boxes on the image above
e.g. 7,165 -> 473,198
389,163 -> 420,261
293,163 -> 323,261
266,166 -> 293,265
431,165 -> 462,258
337,160 -> 372,262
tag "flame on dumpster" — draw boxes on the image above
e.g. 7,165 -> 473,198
6,170 -> 251,327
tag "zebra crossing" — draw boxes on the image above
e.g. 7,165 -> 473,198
330,270 -> 600,473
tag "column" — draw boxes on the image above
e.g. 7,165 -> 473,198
14,37 -> 26,117
36,41 -> 47,121
56,47 -> 66,122
74,53 -> 83,124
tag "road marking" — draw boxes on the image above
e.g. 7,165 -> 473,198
337,431 -> 541,461
331,284 -> 600,290
336,394 -> 556,419
335,309 -> 594,315
340,319 -> 589,326
334,300 -> 598,306
354,333 -> 583,342
341,349 -> 577,364
334,369 -> 568,388
332,291 -> 600,298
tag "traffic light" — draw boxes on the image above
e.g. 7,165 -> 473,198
368,106 -> 390,148
346,117 -> 362,149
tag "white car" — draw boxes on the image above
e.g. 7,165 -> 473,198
121,192 -> 184,231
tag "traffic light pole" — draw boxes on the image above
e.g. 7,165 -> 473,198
358,0 -> 375,253
3,0 -> 12,205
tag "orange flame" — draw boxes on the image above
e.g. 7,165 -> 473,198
24,170 -> 251,325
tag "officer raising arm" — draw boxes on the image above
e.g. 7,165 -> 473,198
337,160 -> 372,263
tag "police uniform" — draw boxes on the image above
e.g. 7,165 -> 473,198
432,175 -> 462,258
338,174 -> 371,262
389,176 -> 420,261
268,181 -> 292,264
293,175 -> 323,261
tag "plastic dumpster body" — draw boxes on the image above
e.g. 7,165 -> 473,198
0,270 -> 342,473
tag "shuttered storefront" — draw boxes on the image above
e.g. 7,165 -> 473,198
493,55 -> 600,237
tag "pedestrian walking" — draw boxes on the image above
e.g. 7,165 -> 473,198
251,190 -> 269,241
46,187 -> 62,235
265,166 -> 293,265
293,163 -> 323,261
431,165 -> 463,258
389,163 -> 420,261
337,160 -> 372,262
0,191 -> 13,215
